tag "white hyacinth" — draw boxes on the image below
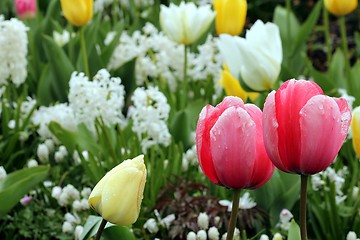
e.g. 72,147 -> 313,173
0,16 -> 28,87
32,103 -> 77,141
128,86 -> 171,152
68,69 -> 126,132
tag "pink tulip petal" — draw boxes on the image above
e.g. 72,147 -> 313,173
263,91 -> 286,171
196,105 -> 222,185
334,97 -> 352,140
299,95 -> 345,174
275,80 -> 324,171
210,106 -> 256,189
244,104 -> 274,188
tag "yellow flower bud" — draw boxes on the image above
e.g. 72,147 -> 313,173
351,107 -> 360,158
214,0 -> 247,36
324,0 -> 358,16
219,65 -> 259,102
88,155 -> 147,226
60,0 -> 93,27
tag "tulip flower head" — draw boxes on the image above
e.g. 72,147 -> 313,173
88,155 -> 147,226
60,0 -> 93,27
214,0 -> 247,36
196,96 -> 274,189
15,0 -> 37,19
324,0 -> 358,16
219,65 -> 259,102
263,79 -> 351,175
351,106 -> 360,158
217,20 -> 282,91
159,2 -> 216,45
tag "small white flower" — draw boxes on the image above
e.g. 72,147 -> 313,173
81,187 -> 92,199
8,119 -> 15,129
64,212 -> 78,224
53,30 -> 71,47
278,209 -> 293,231
187,231 -> 197,240
44,139 -> 55,153
346,231 -> 357,240
74,225 -> 83,240
62,221 -> 74,233
219,192 -> 256,211
0,166 -> 7,180
272,233 -> 283,240
259,234 -> 270,240
27,159 -> 38,168
352,186 -> 359,199
197,212 -> 209,230
37,144 -> 49,163
208,227 -> 219,240
143,218 -> 159,234
197,230 -> 207,240
51,186 -> 62,199
162,214 -> 175,228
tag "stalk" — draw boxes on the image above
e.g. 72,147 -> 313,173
226,190 -> 241,240
300,175 -> 308,240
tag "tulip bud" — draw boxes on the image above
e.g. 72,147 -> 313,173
60,0 -> 93,27
15,0 -> 37,19
351,106 -> 360,158
214,0 -> 247,36
88,155 -> 147,226
219,65 -> 259,102
159,2 -> 216,45
263,79 -> 351,175
324,0 -> 358,16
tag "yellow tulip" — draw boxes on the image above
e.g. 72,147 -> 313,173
324,0 -> 358,16
219,65 -> 259,102
60,0 -> 93,27
214,0 -> 247,36
88,155 -> 147,226
351,107 -> 360,158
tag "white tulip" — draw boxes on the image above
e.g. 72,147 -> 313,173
218,20 -> 282,91
160,2 -> 215,45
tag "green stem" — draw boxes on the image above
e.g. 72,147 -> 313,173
181,45 -> 188,109
323,7 -> 332,64
80,27 -> 90,77
285,0 -> 291,56
300,175 -> 308,240
95,218 -> 107,240
339,16 -> 349,60
226,190 -> 241,240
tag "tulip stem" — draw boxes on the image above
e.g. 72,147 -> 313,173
323,8 -> 332,64
80,27 -> 90,77
95,218 -> 107,240
181,45 -> 188,109
300,175 -> 308,240
339,16 -> 349,60
226,190 -> 241,240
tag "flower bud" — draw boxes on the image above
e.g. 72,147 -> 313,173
324,0 -> 358,16
88,155 -> 147,226
15,0 -> 37,19
60,0 -> 93,27
214,0 -> 247,36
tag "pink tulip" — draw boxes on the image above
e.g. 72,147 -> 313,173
196,96 -> 274,189
263,79 -> 351,175
15,0 -> 37,19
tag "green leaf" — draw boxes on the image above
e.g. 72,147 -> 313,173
170,110 -> 191,148
0,166 -> 49,216
288,220 -> 301,240
37,64 -> 56,105
42,35 -> 75,102
290,1 -> 322,57
80,215 -> 136,240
